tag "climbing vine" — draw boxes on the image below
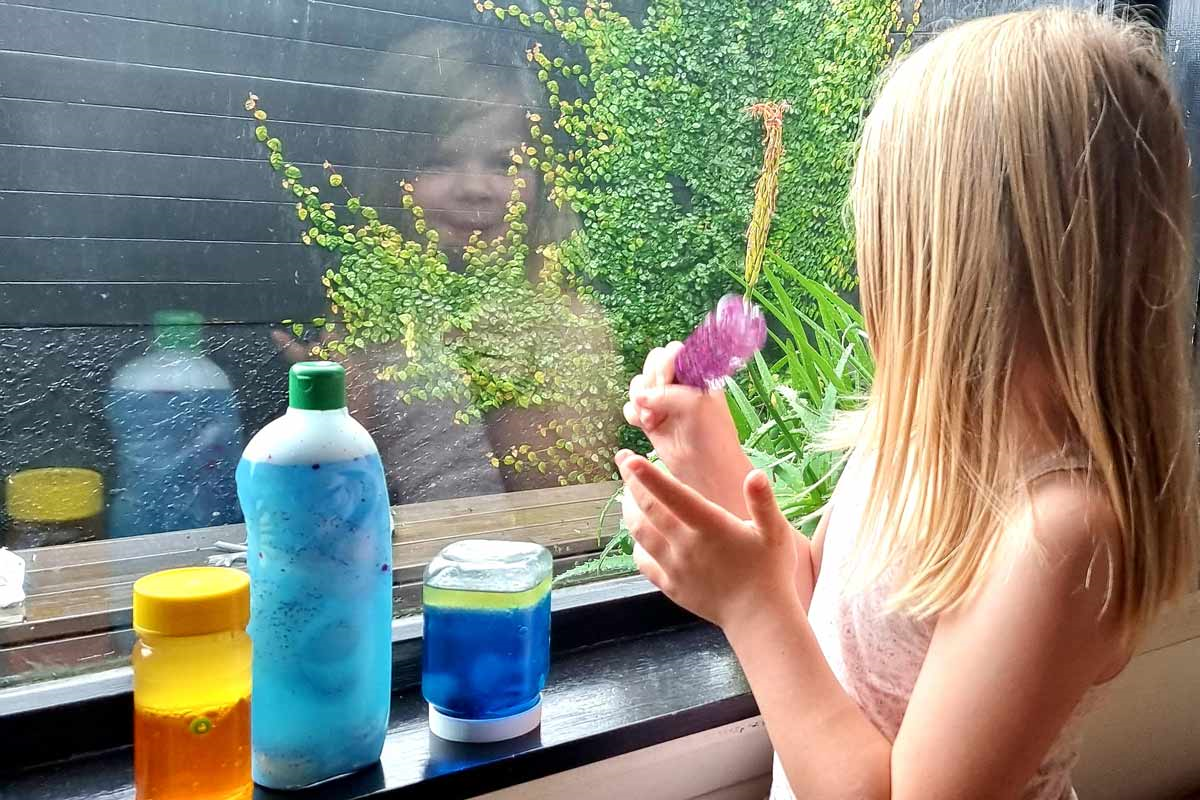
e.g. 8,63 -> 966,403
245,95 -> 623,486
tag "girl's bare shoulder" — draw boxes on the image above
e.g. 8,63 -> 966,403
1011,469 -> 1120,568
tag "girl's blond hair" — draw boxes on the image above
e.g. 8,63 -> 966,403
848,9 -> 1198,628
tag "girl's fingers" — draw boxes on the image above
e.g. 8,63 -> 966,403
743,469 -> 791,546
623,455 -> 734,535
623,400 -> 661,433
621,483 -> 673,564
618,460 -> 689,541
623,401 -> 640,428
641,341 -> 685,388
626,374 -> 662,430
628,517 -> 672,564
643,348 -> 664,381
632,543 -> 672,595
651,341 -> 685,387
630,383 -> 701,417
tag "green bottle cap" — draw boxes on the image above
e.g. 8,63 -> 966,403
289,361 -> 346,411
152,310 -> 203,352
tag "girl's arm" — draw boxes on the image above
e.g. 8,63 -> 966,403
618,453 -> 1126,800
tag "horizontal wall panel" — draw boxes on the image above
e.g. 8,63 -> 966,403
0,99 -> 516,169
0,146 -> 420,204
0,4 -> 536,103
0,279 -> 327,326
0,192 -> 317,241
0,238 -> 325,283
8,0 -> 542,68
0,51 -> 531,134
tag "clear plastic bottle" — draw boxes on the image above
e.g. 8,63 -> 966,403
236,362 -> 393,788
107,310 -> 243,538
132,567 -> 252,800
422,540 -> 552,743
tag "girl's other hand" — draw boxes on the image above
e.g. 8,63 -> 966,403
271,326 -> 338,366
271,327 -> 373,420
616,450 -> 799,630
624,342 -> 754,516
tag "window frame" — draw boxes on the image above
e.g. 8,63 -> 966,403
1,481 -> 624,690
0,569 -> 727,790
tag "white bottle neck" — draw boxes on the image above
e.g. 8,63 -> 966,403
242,406 -> 378,465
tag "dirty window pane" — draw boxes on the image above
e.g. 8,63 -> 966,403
1,4 -> 638,549
0,0 -> 1183,689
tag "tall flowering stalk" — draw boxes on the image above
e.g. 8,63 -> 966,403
673,101 -> 789,390
743,101 -> 790,296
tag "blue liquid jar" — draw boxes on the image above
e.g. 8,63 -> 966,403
422,540 -> 551,743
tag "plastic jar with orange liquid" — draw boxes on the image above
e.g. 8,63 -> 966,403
132,567 -> 252,800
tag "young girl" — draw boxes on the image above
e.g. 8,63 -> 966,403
618,9 -> 1198,799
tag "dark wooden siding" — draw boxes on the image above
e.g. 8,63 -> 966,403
0,0 -> 558,327
0,0 -> 568,519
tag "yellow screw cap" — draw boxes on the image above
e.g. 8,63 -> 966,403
5,468 -> 103,523
133,567 -> 249,637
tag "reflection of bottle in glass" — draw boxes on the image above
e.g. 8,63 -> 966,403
107,311 -> 243,538
236,362 -> 393,789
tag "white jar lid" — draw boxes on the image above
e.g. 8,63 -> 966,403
428,695 -> 543,743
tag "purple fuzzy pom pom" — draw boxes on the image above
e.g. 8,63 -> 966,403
674,294 -> 767,390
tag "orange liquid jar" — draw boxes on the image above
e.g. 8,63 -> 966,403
132,567 -> 252,800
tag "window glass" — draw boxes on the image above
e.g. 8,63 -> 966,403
4,0 -> 1180,690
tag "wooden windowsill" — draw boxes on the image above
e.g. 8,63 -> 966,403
1,482 -> 621,687
6,588 -> 1198,798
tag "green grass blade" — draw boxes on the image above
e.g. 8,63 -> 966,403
725,377 -> 762,439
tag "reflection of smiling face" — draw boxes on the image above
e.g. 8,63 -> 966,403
412,107 -> 538,251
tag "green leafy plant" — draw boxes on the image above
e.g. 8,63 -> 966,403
478,0 -> 899,451
555,253 -> 873,586
731,253 -> 872,532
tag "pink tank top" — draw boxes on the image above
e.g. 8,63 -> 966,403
769,450 -> 1095,800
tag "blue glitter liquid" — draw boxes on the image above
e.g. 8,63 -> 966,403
236,455 -> 392,789
107,387 -> 243,537
422,585 -> 550,721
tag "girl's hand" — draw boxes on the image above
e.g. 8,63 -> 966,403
624,342 -> 754,516
271,327 -> 373,420
615,450 -> 800,630
272,327 -> 335,366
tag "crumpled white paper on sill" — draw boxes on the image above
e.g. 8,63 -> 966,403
0,547 -> 26,608
207,540 -> 248,568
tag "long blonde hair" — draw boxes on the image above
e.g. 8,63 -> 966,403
848,9 -> 1198,628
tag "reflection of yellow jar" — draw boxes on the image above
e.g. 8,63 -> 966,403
5,468 -> 104,548
132,567 -> 252,800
